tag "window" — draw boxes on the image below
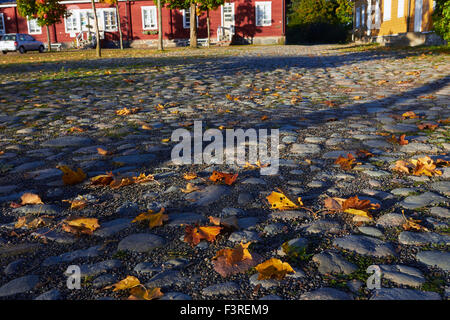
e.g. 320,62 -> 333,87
356,7 -> 360,27
361,5 -> 365,26
374,0 -> 381,27
27,19 -> 42,34
142,6 -> 157,30
0,13 -> 5,34
103,9 -> 117,31
182,9 -> 190,29
25,35 -> 35,41
383,0 -> 391,21
65,11 -> 80,33
398,0 -> 404,17
255,2 -> 272,26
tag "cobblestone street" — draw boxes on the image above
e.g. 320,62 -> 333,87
0,45 -> 449,300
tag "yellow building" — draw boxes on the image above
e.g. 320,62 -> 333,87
353,0 -> 444,45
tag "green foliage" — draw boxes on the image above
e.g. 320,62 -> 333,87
17,0 -> 67,27
432,0 -> 450,42
287,0 -> 353,44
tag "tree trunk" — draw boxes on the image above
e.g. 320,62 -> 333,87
206,9 -> 210,48
91,0 -> 101,57
46,25 -> 51,52
116,2 -> 124,49
189,2 -> 197,48
157,0 -> 163,50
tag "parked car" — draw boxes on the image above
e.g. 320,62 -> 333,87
0,33 -> 45,54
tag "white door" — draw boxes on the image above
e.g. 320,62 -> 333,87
414,0 -> 422,32
222,3 -> 235,28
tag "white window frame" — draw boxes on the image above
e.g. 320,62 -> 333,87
374,0 -> 381,27
102,8 -> 117,32
361,5 -> 365,26
383,0 -> 391,21
0,13 -> 5,34
65,10 -> 81,34
398,0 -> 405,17
142,6 -> 157,30
221,2 -> 235,26
255,1 -> 272,27
182,9 -> 198,29
356,7 -> 360,27
27,18 -> 42,35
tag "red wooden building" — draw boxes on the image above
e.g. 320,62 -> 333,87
0,0 -> 286,48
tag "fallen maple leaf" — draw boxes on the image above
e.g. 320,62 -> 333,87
105,276 -> 140,291
128,286 -> 163,300
410,156 -> 442,177
402,111 -> 419,119
15,215 -> 53,229
57,165 -> 87,186
62,196 -> 88,210
62,217 -> 100,235
184,225 -> 222,247
209,171 -> 238,185
183,172 -> 198,180
20,193 -> 43,205
334,153 -> 357,170
401,211 -> 429,232
255,258 -> 295,280
213,242 -> 260,277
90,172 -> 115,186
417,123 -> 439,131
388,134 -> 409,145
132,208 -> 168,229
266,191 -> 302,210
97,148 -> 111,156
393,160 -> 412,174
324,196 -> 379,220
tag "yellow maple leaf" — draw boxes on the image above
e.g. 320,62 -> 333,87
266,191 -> 302,210
132,208 -> 168,228
105,276 -> 141,292
255,258 -> 295,280
20,193 -> 43,205
57,165 -> 86,185
343,208 -> 373,220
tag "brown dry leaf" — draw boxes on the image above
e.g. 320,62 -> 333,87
183,172 -> 198,180
69,127 -> 84,133
213,242 -> 253,266
132,208 -> 168,229
417,123 -> 439,131
402,111 -> 419,119
115,107 -> 141,116
388,134 -> 409,145
334,153 -> 356,170
208,215 -> 239,230
356,149 -> 374,159
109,177 -> 135,189
180,183 -> 201,194
393,160 -> 412,174
411,156 -> 442,177
20,193 -> 43,205
63,196 -> 88,210
401,211 -> 429,232
97,148 -> 111,156
90,172 -> 114,186
255,258 -> 295,280
266,191 -> 302,210
105,276 -> 141,292
261,115 -> 269,121
212,242 -> 260,277
184,225 -> 222,247
141,124 -> 153,130
133,173 -> 155,184
62,217 -> 100,235
15,216 -> 53,229
57,165 -> 87,186
209,171 -> 238,186
128,286 -> 163,300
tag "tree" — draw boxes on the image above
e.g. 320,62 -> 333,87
198,0 -> 224,47
90,0 -> 102,57
103,0 -> 124,50
287,0 -> 353,43
432,0 -> 450,43
17,0 -> 67,52
166,0 -> 198,47
157,0 -> 164,50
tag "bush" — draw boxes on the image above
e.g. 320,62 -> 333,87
432,0 -> 450,43
287,23 -> 351,44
